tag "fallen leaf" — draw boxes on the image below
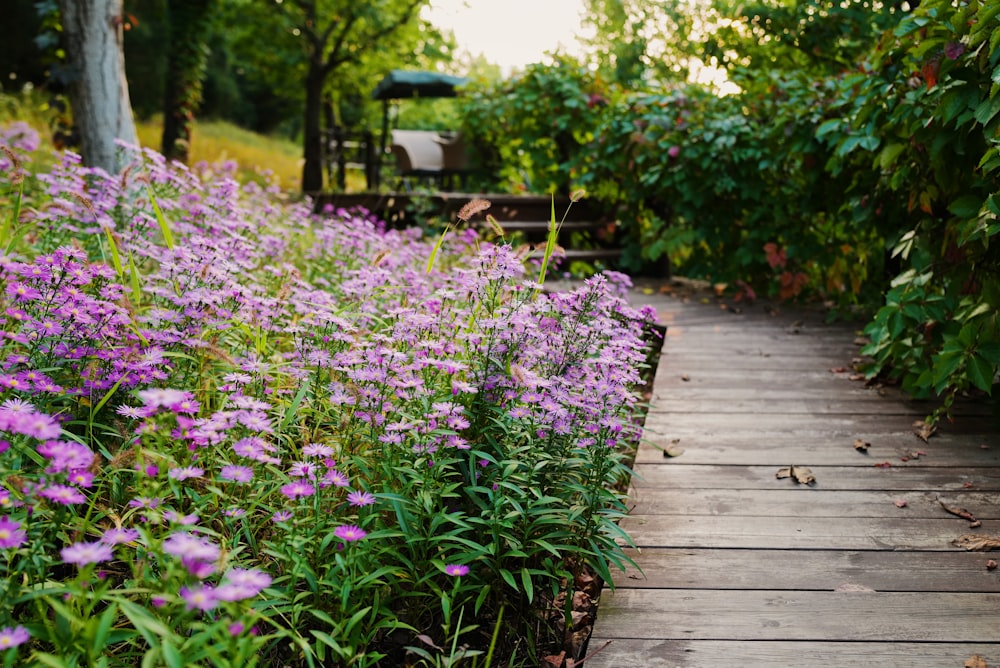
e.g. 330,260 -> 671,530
965,655 -> 988,668
416,634 -> 443,651
853,336 -> 869,346
830,366 -> 848,373
988,560 -> 998,571
848,373 -> 866,381
662,445 -> 685,458
912,420 -> 937,442
640,287 -> 655,295
776,465 -> 816,485
952,534 -> 1000,551
939,500 -> 977,522
970,520 -> 983,529
542,652 -> 566,667
853,439 -> 870,453
874,461 -> 893,468
894,499 -> 908,508
964,481 -> 975,489
680,374 -> 690,382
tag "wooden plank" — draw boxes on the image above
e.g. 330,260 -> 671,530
619,515 -> 982,550
583,639 -> 1000,668
652,369 -> 866,388
634,433 -> 1000,466
631,464 -> 1000,491
607,548 -> 1000,592
657,355 -> 854,370
648,398 -> 926,416
622,488 -> 1000,518
641,412 -> 997,436
590,589 -> 1000,641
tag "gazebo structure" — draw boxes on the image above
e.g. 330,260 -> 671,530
370,69 -> 469,189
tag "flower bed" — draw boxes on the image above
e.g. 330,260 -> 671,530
0,134 -> 657,667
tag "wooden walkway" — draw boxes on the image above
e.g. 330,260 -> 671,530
587,287 -> 1000,667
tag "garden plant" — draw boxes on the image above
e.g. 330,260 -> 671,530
0,127 -> 656,666
459,0 -> 999,417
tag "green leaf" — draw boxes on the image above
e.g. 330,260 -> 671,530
974,95 -> 1000,127
498,568 -> 517,591
878,143 -> 906,170
967,354 -> 995,393
161,640 -> 184,668
948,195 -> 984,218
520,567 -> 534,605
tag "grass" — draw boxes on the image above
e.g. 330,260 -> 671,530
1,87 -> 305,191
136,116 -> 303,191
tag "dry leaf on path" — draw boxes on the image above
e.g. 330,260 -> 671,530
894,499 -> 908,508
776,465 -> 816,485
912,420 -> 937,442
542,652 -> 565,667
952,534 -> 1000,551
965,655 -> 987,668
853,439 -> 870,453
987,560 -> 998,571
939,500 -> 978,522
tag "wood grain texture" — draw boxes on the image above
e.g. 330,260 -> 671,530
630,464 -> 1000,491
622,488 -> 1000,518
583,639 -> 1000,668
588,289 -> 1000,667
591,589 -> 1000,641
608,548 -> 1000,592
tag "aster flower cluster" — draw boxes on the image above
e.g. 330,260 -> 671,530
0,131 -> 656,666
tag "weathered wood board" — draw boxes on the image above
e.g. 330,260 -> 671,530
587,290 -> 1000,668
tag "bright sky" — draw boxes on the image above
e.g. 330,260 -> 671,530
422,0 -> 587,73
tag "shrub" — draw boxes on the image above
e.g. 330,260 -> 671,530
0,136 -> 654,666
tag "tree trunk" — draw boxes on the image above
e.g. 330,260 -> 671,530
161,0 -> 215,163
301,61 -> 325,193
58,0 -> 138,173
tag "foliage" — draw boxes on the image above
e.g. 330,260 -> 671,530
0,134 -> 654,665
458,56 -> 616,194
160,0 -> 217,163
705,0 -> 909,80
820,0 -> 1000,414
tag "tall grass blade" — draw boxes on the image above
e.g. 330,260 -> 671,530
146,186 -> 175,250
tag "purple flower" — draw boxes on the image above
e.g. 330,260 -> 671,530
0,516 -> 27,549
346,490 -> 376,507
333,524 -> 367,542
323,469 -> 350,487
37,440 -> 95,473
444,564 -> 469,577
288,461 -> 318,478
39,484 -> 86,505
0,625 -> 30,649
137,388 -> 190,408
215,567 -> 272,601
303,443 -> 335,457
163,532 -> 220,563
180,584 -> 218,612
100,527 -> 139,545
219,464 -> 253,483
68,470 -> 94,487
61,541 -> 114,566
163,510 -> 199,525
280,481 -> 315,499
128,496 -> 161,509
168,466 -> 204,481
271,510 -> 293,523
